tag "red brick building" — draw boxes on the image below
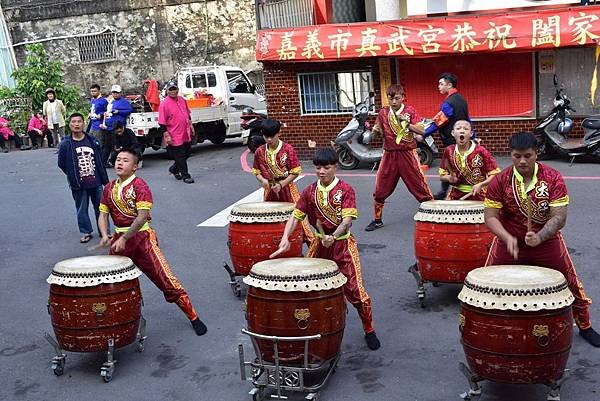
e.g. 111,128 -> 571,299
255,1 -> 600,158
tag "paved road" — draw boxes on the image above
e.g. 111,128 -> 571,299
1,142 -> 599,401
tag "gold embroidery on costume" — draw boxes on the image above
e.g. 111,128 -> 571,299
315,185 -> 342,226
111,179 -> 137,218
266,141 -> 287,179
388,106 -> 413,144
512,175 -> 549,224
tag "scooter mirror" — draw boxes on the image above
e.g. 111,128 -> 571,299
553,74 -> 558,87
368,91 -> 375,98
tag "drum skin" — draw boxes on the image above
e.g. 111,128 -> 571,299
48,279 -> 142,352
414,221 -> 493,283
460,303 -> 573,383
228,221 -> 303,276
246,286 -> 346,365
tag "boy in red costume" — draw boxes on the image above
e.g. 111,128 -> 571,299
98,149 -> 207,336
439,120 -> 500,200
271,148 -> 381,350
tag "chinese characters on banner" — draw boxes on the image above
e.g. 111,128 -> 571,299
257,6 -> 600,62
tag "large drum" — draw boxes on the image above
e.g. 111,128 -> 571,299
228,202 -> 303,276
458,265 -> 574,384
244,258 -> 347,365
47,256 -> 143,352
414,200 -> 493,283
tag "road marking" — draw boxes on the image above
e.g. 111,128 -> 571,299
197,174 -> 305,227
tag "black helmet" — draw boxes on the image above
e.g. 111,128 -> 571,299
241,107 -> 256,120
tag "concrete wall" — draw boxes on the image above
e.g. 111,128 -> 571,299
1,0 -> 259,93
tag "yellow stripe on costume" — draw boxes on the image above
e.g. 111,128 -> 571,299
292,208 -> 306,221
290,166 -> 302,175
251,168 -> 261,176
342,208 -> 358,219
483,198 -> 503,209
438,168 -> 449,176
550,195 -> 570,207
136,201 -> 153,210
488,168 -> 501,176
99,203 -> 110,213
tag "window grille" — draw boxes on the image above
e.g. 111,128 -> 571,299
78,32 -> 117,64
298,71 -> 373,115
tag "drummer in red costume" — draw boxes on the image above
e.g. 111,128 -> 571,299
484,132 -> 600,347
97,149 -> 208,336
439,120 -> 500,201
252,119 -> 312,241
271,148 -> 381,350
365,84 -> 433,232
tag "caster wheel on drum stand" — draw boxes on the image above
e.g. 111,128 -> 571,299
100,366 -> 114,382
137,341 -> 145,353
250,386 -> 265,401
432,282 -> 440,287
231,278 -> 242,298
52,359 -> 65,376
100,338 -> 116,383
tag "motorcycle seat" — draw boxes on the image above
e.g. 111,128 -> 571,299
582,118 -> 600,130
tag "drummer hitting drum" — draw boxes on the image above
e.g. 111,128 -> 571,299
483,132 -> 600,347
96,148 -> 208,336
270,148 -> 381,350
438,120 -> 500,200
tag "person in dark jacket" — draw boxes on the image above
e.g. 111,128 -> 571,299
58,113 -> 109,243
100,84 -> 133,166
109,122 -> 141,165
423,72 -> 472,200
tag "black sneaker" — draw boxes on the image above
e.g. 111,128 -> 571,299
183,176 -> 195,184
365,332 -> 381,350
580,327 -> 600,347
174,173 -> 183,180
1,147 -> 8,153
191,318 -> 207,336
365,220 -> 384,232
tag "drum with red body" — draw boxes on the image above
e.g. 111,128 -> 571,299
414,200 -> 493,283
244,258 -> 347,365
228,202 -> 303,276
47,256 -> 143,352
458,265 -> 574,383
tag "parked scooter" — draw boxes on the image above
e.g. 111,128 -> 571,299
334,92 -> 436,170
534,75 -> 600,163
240,107 -> 267,153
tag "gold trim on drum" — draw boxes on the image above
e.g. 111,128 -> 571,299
228,202 -> 295,223
414,200 -> 486,223
92,302 -> 107,314
294,308 -> 311,330
532,324 -> 550,347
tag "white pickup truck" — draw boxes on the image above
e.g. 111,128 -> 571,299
126,65 -> 266,152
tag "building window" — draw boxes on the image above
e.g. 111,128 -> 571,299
298,71 -> 373,115
78,32 -> 117,64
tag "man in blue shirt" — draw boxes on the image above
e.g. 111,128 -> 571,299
423,73 -> 471,200
89,84 -> 109,161
58,113 -> 109,243
101,84 -> 133,166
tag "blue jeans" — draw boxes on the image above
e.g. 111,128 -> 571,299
71,186 -> 103,235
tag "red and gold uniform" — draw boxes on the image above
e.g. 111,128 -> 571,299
439,141 -> 500,201
99,175 -> 199,321
484,163 -> 592,329
372,105 -> 433,220
252,141 -> 313,241
293,178 -> 375,334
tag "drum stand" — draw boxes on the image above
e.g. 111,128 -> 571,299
408,263 -> 440,308
238,329 -> 339,401
223,262 -> 243,297
44,316 -> 147,382
458,362 -> 570,401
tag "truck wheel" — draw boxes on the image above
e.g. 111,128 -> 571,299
207,121 -> 227,144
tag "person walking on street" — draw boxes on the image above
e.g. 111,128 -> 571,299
89,83 -> 109,156
43,88 -> 66,148
101,84 -> 133,166
58,113 -> 108,243
423,73 -> 472,200
158,81 -> 195,184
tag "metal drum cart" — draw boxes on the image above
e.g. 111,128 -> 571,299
238,258 -> 347,400
45,255 -> 147,382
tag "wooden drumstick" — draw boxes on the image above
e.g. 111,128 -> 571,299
316,219 -> 326,237
459,192 -> 472,201
526,196 -> 532,233
87,243 -> 107,252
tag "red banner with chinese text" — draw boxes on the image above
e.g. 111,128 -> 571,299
256,6 -> 600,61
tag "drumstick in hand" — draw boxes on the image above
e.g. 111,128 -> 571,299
459,192 -> 472,201
87,243 -> 108,252
526,196 -> 532,233
316,219 -> 326,237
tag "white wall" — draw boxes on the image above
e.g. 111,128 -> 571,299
366,0 -> 402,21
406,0 -> 580,17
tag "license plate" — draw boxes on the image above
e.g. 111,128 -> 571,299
425,136 -> 434,146
241,129 -> 250,144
